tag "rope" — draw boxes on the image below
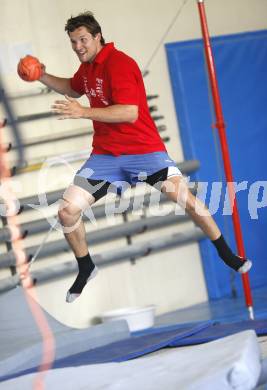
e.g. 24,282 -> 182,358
28,219 -> 58,268
143,0 -> 190,74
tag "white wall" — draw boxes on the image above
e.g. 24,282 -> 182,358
0,0 -> 266,327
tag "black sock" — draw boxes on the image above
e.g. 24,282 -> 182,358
212,235 -> 244,271
68,253 -> 95,294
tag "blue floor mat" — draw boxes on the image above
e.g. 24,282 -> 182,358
2,318 -> 267,383
0,321 -> 212,382
155,287 -> 267,327
169,319 -> 267,346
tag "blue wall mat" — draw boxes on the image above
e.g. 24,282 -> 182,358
166,30 -> 267,299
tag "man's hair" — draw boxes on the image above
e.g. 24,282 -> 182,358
65,11 -> 105,45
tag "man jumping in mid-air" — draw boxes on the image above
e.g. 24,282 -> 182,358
21,11 -> 251,302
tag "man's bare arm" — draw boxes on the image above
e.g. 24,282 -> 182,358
39,70 -> 81,98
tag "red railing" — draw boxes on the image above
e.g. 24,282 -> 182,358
197,0 -> 253,318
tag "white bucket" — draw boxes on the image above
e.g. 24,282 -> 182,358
100,305 -> 156,332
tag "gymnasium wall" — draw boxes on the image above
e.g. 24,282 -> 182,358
0,0 -> 266,327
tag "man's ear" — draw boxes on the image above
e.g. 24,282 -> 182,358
94,32 -> 101,41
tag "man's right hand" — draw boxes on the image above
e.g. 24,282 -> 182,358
39,63 -> 46,81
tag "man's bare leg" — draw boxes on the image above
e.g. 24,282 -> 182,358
58,185 -> 98,302
161,176 -> 252,273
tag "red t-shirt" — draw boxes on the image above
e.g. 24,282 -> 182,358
70,43 -> 166,156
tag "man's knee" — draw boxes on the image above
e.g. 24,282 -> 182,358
64,184 -> 96,210
58,200 -> 81,225
162,177 -> 190,205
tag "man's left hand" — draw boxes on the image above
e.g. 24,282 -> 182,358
51,95 -> 85,119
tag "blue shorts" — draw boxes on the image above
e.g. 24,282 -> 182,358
74,152 -> 182,200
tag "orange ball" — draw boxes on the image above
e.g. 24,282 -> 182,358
17,55 -> 42,82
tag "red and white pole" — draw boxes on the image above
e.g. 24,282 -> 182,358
196,0 -> 254,319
